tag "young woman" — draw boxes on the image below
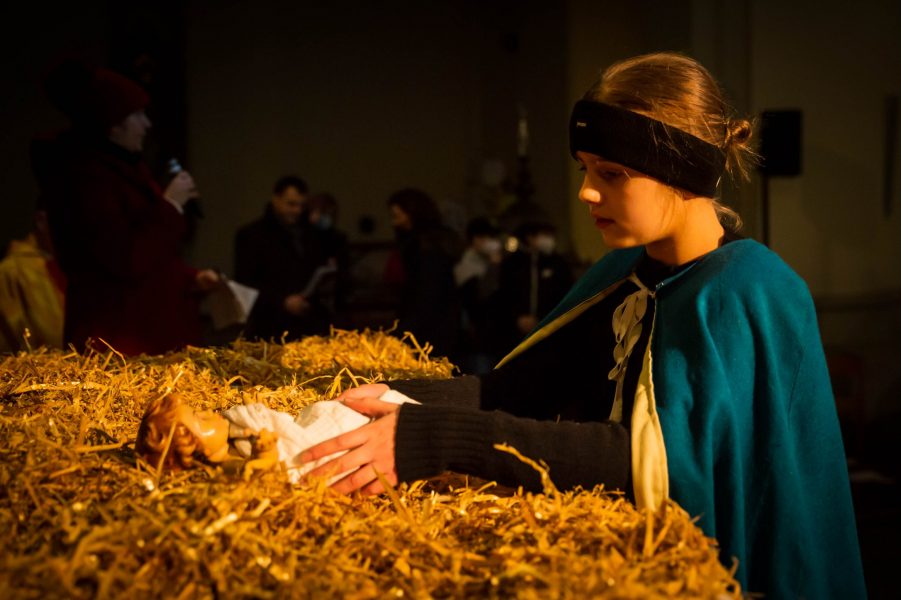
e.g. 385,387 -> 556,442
299,52 -> 864,598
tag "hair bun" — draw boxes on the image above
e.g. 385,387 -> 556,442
724,118 -> 753,148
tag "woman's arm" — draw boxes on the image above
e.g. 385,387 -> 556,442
316,299 -> 623,494
395,403 -> 630,493
387,376 -> 481,409
302,399 -> 629,496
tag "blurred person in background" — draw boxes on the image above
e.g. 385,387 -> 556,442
235,176 -> 331,340
453,216 -> 504,374
306,192 -> 351,322
496,220 -> 573,351
32,60 -> 218,356
386,188 -> 464,360
0,209 -> 66,353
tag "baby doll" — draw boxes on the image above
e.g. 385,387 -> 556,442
135,391 -> 415,483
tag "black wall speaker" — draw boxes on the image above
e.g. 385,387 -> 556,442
759,110 -> 802,176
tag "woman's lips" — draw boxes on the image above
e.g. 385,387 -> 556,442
594,216 -> 614,229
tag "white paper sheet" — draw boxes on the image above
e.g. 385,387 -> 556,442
206,279 -> 259,330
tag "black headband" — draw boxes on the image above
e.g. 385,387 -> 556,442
569,100 -> 726,197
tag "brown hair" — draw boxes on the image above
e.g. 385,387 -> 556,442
387,188 -> 443,230
584,52 -> 755,232
135,393 -> 198,470
308,192 -> 338,216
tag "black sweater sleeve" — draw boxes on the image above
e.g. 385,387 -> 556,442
389,289 -> 634,493
395,403 -> 630,493
389,372 -> 630,492
388,376 -> 481,409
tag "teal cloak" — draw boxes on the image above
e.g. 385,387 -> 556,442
525,239 -> 866,598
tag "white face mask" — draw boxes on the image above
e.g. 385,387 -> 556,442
316,214 -> 334,230
479,238 -> 502,255
533,235 -> 556,255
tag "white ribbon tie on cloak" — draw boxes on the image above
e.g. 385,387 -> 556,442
607,271 -> 669,510
608,272 -> 653,423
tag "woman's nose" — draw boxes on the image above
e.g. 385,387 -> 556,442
578,176 -> 601,205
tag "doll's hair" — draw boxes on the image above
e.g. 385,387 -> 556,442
135,393 -> 199,470
584,52 -> 755,232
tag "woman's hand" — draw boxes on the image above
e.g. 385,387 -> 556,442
334,382 -> 390,403
283,293 -> 310,316
301,396 -> 402,495
164,171 -> 199,208
195,269 -> 220,291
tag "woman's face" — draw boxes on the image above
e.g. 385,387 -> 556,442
390,204 -> 412,231
576,151 -> 681,250
109,110 -> 152,153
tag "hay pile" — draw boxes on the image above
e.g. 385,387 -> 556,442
0,328 -> 740,598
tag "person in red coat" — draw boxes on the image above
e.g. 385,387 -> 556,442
35,62 -> 219,356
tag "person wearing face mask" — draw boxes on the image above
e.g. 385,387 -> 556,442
33,60 -> 219,356
496,220 -> 574,352
453,217 -> 505,373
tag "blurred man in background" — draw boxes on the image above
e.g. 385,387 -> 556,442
235,176 -> 331,340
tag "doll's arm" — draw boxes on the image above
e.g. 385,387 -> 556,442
243,429 -> 281,480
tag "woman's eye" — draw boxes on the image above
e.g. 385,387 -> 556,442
576,162 -> 623,180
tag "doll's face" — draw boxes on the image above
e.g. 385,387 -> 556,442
175,405 -> 230,463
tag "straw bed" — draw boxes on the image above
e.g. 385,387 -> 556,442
0,328 -> 740,598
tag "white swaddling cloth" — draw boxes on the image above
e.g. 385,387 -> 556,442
222,390 -> 419,485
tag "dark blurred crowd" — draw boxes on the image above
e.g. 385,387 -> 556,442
1,61 -> 579,374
